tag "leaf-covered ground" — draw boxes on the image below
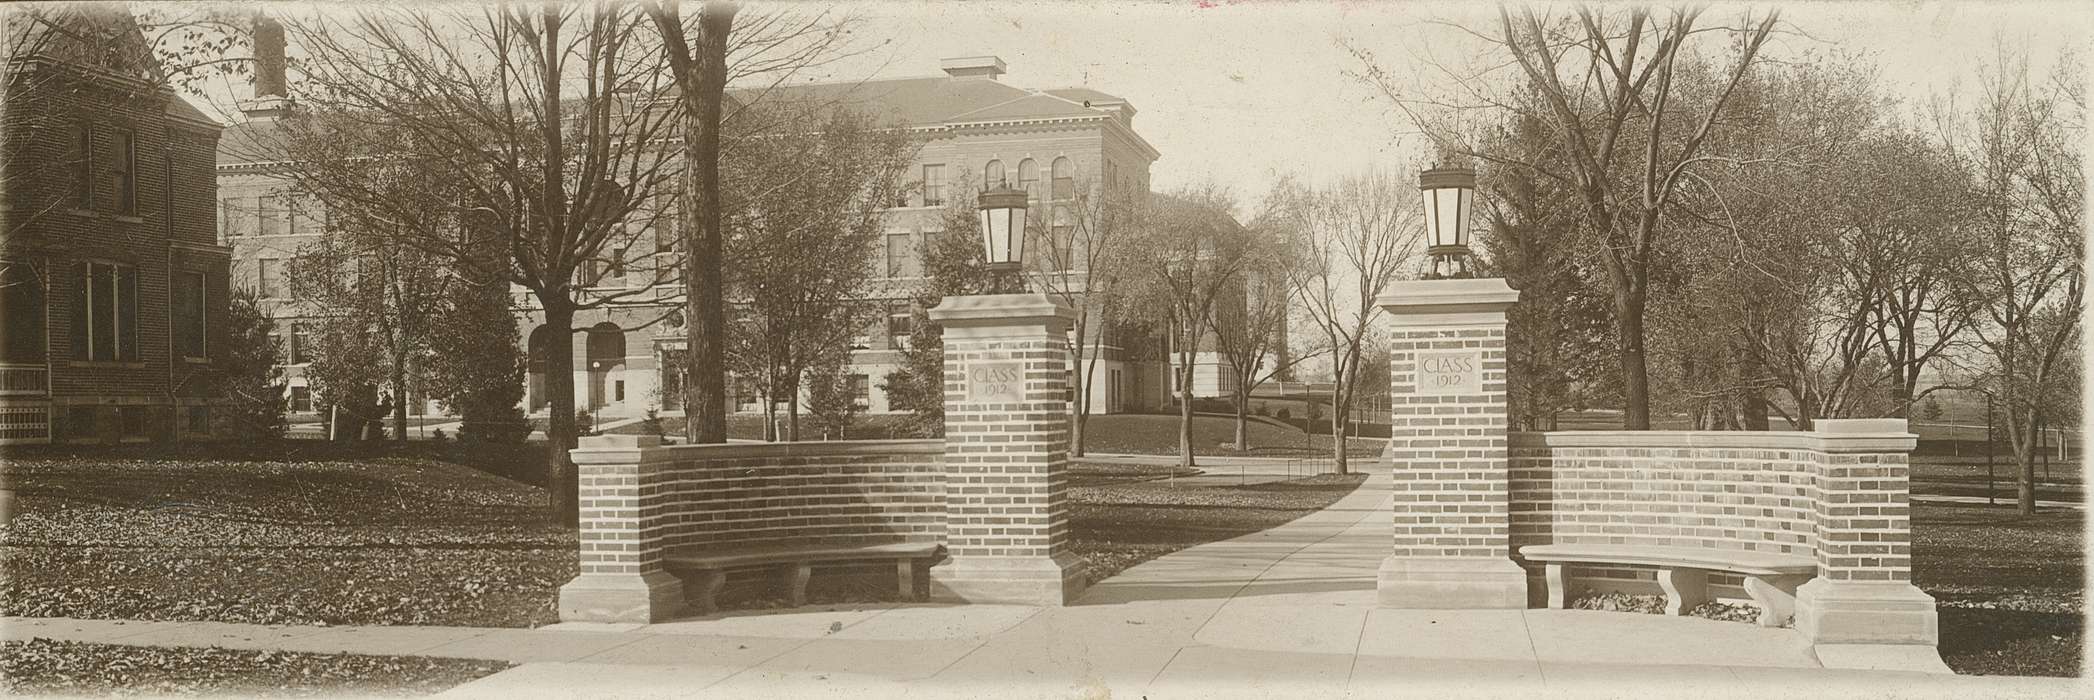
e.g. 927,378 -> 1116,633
1068,472 -> 1369,584
1912,501 -> 2083,677
0,638 -> 510,697
0,456 -> 574,627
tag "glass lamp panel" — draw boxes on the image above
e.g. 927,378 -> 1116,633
1433,188 -> 1466,248
1007,206 -> 1026,263
979,208 -> 996,261
1453,187 -> 1472,246
1420,189 -> 1441,247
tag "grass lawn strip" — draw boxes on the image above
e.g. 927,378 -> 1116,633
0,638 -> 510,697
1911,501 -> 2083,677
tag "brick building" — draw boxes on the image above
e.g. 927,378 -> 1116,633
218,53 -> 1199,424
0,7 -> 229,445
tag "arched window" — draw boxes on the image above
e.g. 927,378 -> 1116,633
984,160 -> 1006,189
1051,157 -> 1074,199
1016,158 -> 1039,200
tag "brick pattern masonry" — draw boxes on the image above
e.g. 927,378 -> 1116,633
575,440 -> 947,579
940,336 -> 1072,561
1386,327 -> 1512,559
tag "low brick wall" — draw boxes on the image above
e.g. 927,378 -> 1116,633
1506,420 -> 1917,586
1509,432 -> 1819,558
571,436 -> 946,581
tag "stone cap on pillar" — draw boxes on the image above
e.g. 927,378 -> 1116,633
1815,418 -> 1918,454
928,293 -> 1076,334
1376,277 -> 1520,327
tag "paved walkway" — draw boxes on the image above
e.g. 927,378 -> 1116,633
6,476 -> 2083,699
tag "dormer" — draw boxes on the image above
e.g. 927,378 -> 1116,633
941,56 -> 1006,81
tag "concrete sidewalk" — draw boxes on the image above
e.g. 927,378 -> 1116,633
5,475 -> 2082,699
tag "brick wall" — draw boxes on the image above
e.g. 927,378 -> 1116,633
1506,423 -> 1918,585
939,333 -> 1071,560
572,436 -> 946,578
1386,326 -> 1512,558
1508,433 -> 1819,557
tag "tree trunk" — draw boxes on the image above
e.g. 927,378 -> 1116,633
391,358 -> 409,443
541,301 -> 580,528
788,381 -> 802,442
1073,331 -> 1107,458
1616,288 -> 1651,429
1233,385 -> 1250,451
1330,385 -> 1350,475
681,2 -> 736,445
1178,360 -> 1196,469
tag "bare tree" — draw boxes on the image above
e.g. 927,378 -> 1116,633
1027,176 -> 1137,457
645,1 -> 862,443
1353,5 -> 1779,429
1204,214 -> 1303,451
1939,46 -> 2083,516
259,3 -> 684,526
1271,170 -> 1422,475
1123,186 -> 1254,469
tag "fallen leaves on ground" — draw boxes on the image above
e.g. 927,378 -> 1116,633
0,456 -> 574,628
1913,501 -> 2084,676
0,638 -> 510,697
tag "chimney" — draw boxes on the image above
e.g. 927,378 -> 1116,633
940,56 -> 1006,81
241,11 -> 292,119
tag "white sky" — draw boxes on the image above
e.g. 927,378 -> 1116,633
198,1 -> 2091,215
788,0 -> 2092,212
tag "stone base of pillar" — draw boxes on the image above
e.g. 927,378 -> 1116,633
558,572 -> 683,623
1378,556 -> 1528,609
930,553 -> 1087,606
1794,579 -> 1939,646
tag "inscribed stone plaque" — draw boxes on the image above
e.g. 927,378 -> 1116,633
1412,350 -> 1484,395
966,361 -> 1026,403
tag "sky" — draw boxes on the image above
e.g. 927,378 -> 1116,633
197,0 -> 2091,216
778,0 -> 2092,213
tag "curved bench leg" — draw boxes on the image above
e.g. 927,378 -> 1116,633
1545,563 -> 1568,609
781,562 -> 813,607
1745,574 -> 1808,628
689,570 -> 726,616
1658,568 -> 1708,616
896,559 -> 918,601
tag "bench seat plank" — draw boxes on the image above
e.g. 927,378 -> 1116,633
662,542 -> 944,615
1518,544 -> 1814,576
665,542 -> 942,570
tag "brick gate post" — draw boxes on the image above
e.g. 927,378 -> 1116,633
1796,418 -> 1940,647
1375,277 -> 1526,608
926,293 -> 1086,605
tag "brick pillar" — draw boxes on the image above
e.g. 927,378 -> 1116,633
1796,419 -> 1940,645
557,434 -> 682,622
925,293 -> 1086,605
1375,277 -> 1526,608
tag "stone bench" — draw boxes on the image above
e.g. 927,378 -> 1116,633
664,542 -> 945,614
1519,544 -> 1816,628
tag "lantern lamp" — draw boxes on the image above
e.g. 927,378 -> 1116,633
977,183 -> 1029,287
1418,166 -> 1477,279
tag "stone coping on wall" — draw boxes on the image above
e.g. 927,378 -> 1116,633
1508,419 -> 1917,454
573,435 -> 944,467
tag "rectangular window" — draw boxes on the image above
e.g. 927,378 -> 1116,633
289,323 -> 309,364
850,374 -> 870,408
219,197 -> 240,240
608,246 -> 628,286
257,196 -> 283,236
289,385 -> 312,413
0,262 -> 47,363
257,258 -> 281,298
283,195 -> 299,235
186,406 -> 210,434
884,233 -> 913,278
173,271 -> 206,359
164,155 -> 175,236
922,164 -> 945,206
77,123 -> 95,209
1051,224 -> 1075,270
886,302 -> 913,349
267,328 -> 282,363
117,130 -> 136,214
75,262 -> 138,362
119,405 -> 146,439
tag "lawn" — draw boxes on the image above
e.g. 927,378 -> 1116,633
0,446 -> 1361,631
1912,501 -> 2083,676
0,638 -> 510,697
